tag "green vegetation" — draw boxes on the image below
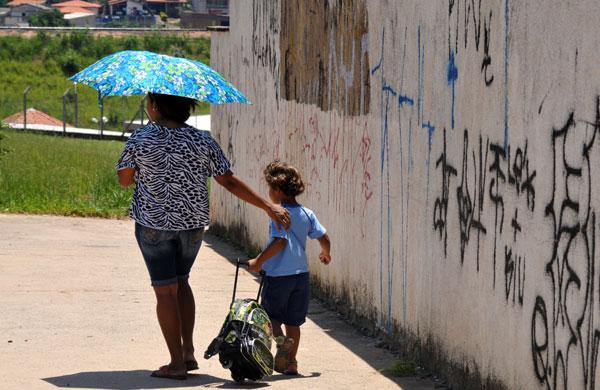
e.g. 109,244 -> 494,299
0,129 -> 132,217
0,32 -> 211,130
381,359 -> 417,377
29,10 -> 70,27
0,125 -> 9,158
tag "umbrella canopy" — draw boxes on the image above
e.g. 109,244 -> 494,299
70,51 -> 249,104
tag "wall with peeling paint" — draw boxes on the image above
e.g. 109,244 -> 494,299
209,1 -> 600,388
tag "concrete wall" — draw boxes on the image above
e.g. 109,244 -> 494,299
209,1 -> 600,388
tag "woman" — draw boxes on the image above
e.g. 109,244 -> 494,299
116,92 -> 289,380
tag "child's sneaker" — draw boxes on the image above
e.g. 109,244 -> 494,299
274,336 -> 294,373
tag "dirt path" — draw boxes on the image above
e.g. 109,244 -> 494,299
0,214 -> 435,389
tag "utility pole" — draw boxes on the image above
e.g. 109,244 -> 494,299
62,89 -> 70,136
23,86 -> 31,131
140,98 -> 144,126
99,96 -> 104,138
74,84 -> 79,127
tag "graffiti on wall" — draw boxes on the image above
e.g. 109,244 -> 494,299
531,99 -> 600,390
371,22 -> 423,328
431,126 -> 535,306
226,1 -> 600,388
448,0 -> 495,88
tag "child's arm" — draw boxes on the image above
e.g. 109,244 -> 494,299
247,238 -> 287,273
317,233 -> 331,264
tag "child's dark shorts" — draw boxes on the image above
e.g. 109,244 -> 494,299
261,272 -> 310,326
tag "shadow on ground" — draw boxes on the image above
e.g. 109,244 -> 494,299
263,372 -> 321,382
43,370 -> 226,389
42,369 -> 322,389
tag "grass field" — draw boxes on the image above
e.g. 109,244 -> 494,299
0,128 -> 132,217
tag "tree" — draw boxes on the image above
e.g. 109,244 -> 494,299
29,10 -> 70,27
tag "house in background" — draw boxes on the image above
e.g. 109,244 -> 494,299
144,0 -> 185,18
52,0 -> 101,16
108,0 -> 183,18
64,11 -> 96,26
181,0 -> 228,29
106,0 -> 155,27
107,0 -> 141,17
0,8 -> 10,25
191,0 -> 227,14
3,108 -> 71,128
4,2 -> 51,26
6,0 -> 45,7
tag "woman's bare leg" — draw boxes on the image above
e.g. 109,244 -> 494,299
177,279 -> 196,363
154,283 -> 185,373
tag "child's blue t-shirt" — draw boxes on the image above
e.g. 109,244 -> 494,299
261,204 -> 326,277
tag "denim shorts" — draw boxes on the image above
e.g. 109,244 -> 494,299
134,223 -> 204,286
261,272 -> 310,326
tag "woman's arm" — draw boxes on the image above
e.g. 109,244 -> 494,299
213,171 -> 290,229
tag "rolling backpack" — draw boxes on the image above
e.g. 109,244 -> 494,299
204,259 -> 274,383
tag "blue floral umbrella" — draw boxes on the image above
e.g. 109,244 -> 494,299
69,50 -> 249,104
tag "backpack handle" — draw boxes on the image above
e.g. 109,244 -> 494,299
234,259 -> 266,305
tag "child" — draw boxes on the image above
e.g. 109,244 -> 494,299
247,161 -> 331,376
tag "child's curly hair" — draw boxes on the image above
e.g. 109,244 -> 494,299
264,161 -> 305,197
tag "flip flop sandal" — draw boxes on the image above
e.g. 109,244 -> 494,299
151,365 -> 187,380
283,360 -> 299,376
185,360 -> 199,371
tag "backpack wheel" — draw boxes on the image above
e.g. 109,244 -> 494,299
231,371 -> 245,383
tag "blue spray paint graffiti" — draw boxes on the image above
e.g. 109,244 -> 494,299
371,27 -> 394,329
398,25 -> 411,325
447,50 -> 458,129
417,26 -> 425,125
372,26 -> 418,328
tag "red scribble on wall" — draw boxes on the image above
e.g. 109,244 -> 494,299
246,127 -> 282,180
288,114 -> 374,233
358,123 -> 374,204
302,116 -> 341,168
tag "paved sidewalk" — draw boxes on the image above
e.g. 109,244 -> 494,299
0,214 -> 434,390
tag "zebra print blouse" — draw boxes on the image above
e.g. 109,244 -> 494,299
116,122 -> 230,231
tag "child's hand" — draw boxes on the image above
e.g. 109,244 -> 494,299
247,258 -> 262,273
319,251 -> 331,264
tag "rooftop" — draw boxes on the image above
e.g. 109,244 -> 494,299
6,0 -> 45,7
108,0 -> 185,4
63,11 -> 95,18
55,6 -> 95,14
52,0 -> 101,8
3,108 -> 71,127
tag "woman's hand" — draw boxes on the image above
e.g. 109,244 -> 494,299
267,203 -> 290,230
117,167 -> 136,187
215,172 -> 290,229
